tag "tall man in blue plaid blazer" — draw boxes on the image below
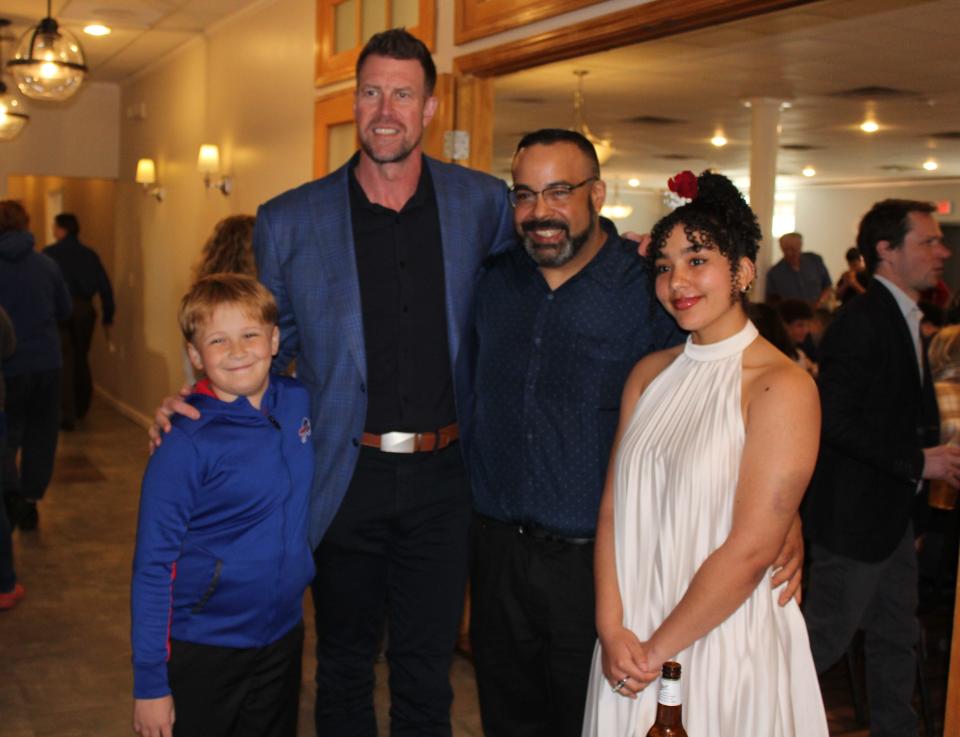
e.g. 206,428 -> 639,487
254,30 -> 514,737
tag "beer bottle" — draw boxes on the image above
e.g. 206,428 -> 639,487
646,661 -> 687,737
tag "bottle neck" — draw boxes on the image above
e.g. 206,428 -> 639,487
656,676 -> 683,726
655,703 -> 683,727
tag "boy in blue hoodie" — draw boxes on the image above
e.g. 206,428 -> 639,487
131,274 -> 315,737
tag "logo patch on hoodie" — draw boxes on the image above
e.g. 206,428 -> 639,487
298,417 -> 312,444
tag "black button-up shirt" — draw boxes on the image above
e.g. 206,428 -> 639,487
470,220 -> 685,537
349,159 -> 456,434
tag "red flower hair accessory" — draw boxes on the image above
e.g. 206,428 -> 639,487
667,170 -> 698,200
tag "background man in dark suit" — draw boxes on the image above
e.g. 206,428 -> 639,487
803,199 -> 960,737
43,213 -> 115,429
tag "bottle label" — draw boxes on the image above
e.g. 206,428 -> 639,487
658,677 -> 682,707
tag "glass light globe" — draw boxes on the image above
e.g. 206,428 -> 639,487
8,17 -> 87,101
0,81 -> 29,140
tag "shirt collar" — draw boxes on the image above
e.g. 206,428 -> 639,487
348,152 -> 432,213
873,274 -> 920,322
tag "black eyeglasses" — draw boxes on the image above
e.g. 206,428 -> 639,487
509,177 -> 597,208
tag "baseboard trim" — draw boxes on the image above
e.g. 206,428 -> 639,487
93,385 -> 152,429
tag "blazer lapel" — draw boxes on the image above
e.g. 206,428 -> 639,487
307,163 -> 367,380
429,158 -> 470,366
872,281 -> 922,394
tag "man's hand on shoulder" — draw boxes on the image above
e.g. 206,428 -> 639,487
148,384 -> 200,454
622,232 -> 651,257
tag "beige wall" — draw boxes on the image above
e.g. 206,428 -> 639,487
107,0 -> 315,420
795,180 -> 960,281
0,83 -> 120,197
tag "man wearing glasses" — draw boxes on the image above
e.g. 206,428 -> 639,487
468,129 -> 803,736
468,129 -> 682,736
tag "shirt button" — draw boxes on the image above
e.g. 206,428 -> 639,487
352,438 -> 360,447
546,293 -> 555,301
533,337 -> 541,346
399,261 -> 406,268
526,432 -> 534,441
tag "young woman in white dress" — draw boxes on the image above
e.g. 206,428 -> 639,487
582,171 -> 828,736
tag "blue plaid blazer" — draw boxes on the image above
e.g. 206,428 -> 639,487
254,155 -> 515,548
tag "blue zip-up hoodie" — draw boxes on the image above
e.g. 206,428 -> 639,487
131,375 -> 315,699
0,229 -> 72,377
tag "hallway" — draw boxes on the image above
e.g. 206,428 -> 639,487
0,397 -> 949,736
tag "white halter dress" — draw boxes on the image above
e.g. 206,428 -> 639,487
581,321 -> 827,737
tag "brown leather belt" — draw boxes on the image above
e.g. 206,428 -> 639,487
360,422 -> 459,453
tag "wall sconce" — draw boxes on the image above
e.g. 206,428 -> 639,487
135,158 -> 164,202
197,144 -> 232,195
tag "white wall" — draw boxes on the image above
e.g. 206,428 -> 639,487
795,180 -> 960,281
0,82 -> 120,196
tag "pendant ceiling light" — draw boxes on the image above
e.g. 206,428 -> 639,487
7,0 -> 87,102
0,19 -> 29,141
571,70 -> 613,166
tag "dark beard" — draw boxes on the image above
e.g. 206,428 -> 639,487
521,201 -> 596,268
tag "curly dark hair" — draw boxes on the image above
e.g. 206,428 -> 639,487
648,171 -> 761,305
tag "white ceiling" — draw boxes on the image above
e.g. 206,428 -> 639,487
493,0 -> 960,190
0,0 -> 263,82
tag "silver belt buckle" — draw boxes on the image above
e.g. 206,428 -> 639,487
380,431 -> 417,453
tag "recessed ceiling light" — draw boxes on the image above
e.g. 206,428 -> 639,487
710,134 -> 727,148
628,178 -> 640,187
802,166 -> 816,177
860,120 -> 879,133
84,24 -> 111,36
923,159 -> 939,171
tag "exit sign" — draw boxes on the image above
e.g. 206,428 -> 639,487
936,200 -> 953,215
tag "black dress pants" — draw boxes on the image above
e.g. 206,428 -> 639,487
470,516 -> 597,737
58,298 -> 96,423
168,621 -> 304,737
2,369 -> 60,502
311,444 -> 472,737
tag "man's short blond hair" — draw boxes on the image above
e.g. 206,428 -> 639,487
178,273 -> 278,343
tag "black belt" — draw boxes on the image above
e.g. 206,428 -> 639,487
475,513 -> 594,546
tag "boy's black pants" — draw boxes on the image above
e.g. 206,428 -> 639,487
168,621 -> 303,737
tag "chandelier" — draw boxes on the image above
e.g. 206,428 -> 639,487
7,0 -> 87,101
571,70 -> 613,166
0,20 -> 29,141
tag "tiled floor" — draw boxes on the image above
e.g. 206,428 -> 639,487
0,397 -> 951,735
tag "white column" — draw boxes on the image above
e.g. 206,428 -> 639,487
748,97 -> 782,298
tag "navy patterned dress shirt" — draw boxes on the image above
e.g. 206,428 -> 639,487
470,219 -> 685,538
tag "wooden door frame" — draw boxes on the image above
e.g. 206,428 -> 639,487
453,0 -> 820,77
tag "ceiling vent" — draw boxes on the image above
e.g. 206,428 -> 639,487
929,131 -> 960,140
507,96 -> 547,104
780,144 -> 822,151
830,86 -> 917,99
625,115 -> 686,125
877,164 -> 916,172
656,153 -> 694,160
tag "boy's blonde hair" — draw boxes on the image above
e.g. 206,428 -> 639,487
179,273 -> 278,343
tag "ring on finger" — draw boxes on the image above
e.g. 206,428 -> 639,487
611,676 -> 629,693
